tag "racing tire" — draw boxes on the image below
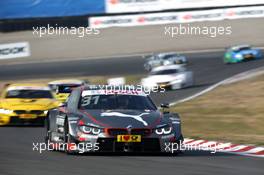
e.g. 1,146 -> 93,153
145,65 -> 152,71
171,135 -> 184,156
171,83 -> 182,90
64,118 -> 77,155
175,60 -> 183,64
44,118 -> 56,151
44,117 -> 50,145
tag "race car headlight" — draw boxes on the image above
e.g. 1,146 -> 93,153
0,108 -> 13,114
163,60 -> 172,65
170,75 -> 185,83
225,53 -> 231,58
235,54 -> 242,58
155,125 -> 172,135
79,125 -> 102,135
44,110 -> 48,115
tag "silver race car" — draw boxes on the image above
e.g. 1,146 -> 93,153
144,52 -> 187,71
141,65 -> 194,90
45,85 -> 183,154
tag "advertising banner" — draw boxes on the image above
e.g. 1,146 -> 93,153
90,12 -> 180,28
106,0 -> 264,13
0,42 -> 30,60
90,6 -> 264,28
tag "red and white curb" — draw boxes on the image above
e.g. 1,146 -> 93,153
183,138 -> 264,158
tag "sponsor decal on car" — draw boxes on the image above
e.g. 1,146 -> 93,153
117,135 -> 141,142
101,112 -> 149,126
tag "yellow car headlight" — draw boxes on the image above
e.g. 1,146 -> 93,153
0,109 -> 13,115
44,110 -> 49,115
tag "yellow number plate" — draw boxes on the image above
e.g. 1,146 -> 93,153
117,135 -> 141,142
19,114 -> 37,119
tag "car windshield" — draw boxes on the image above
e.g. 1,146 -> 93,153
57,85 -> 80,93
151,69 -> 178,75
232,47 -> 251,52
163,54 -> 176,60
80,94 -> 157,110
239,47 -> 251,51
6,90 -> 53,99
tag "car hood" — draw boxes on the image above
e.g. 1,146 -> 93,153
79,109 -> 166,128
54,93 -> 70,102
0,98 -> 57,110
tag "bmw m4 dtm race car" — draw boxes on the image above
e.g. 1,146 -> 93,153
45,85 -> 183,154
224,45 -> 262,64
0,83 -> 59,126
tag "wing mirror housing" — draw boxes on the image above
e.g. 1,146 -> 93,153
59,102 -> 67,107
160,103 -> 170,113
161,103 -> 169,108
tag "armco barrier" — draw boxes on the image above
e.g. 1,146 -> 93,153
105,0 -> 264,13
89,6 -> 264,28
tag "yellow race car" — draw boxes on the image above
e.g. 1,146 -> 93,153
0,83 -> 59,126
48,79 -> 86,103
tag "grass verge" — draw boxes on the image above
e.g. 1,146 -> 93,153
172,74 -> 264,145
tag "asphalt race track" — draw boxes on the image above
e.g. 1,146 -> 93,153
0,51 -> 264,175
1,127 -> 263,175
1,51 -> 264,104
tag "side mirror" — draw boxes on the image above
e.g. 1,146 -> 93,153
160,103 -> 169,108
59,102 -> 67,107
55,87 -> 59,94
161,103 -> 170,113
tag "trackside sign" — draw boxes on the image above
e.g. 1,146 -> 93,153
90,6 -> 264,28
0,42 -> 30,60
105,0 -> 264,13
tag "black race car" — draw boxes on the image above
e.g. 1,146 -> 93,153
45,85 -> 183,154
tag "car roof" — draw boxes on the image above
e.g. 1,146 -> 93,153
151,65 -> 184,72
156,52 -> 179,57
5,83 -> 51,91
230,45 -> 251,50
48,79 -> 85,85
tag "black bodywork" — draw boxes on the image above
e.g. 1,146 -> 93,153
45,86 -> 183,154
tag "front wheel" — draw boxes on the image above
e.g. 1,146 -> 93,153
44,119 -> 56,151
44,117 -> 50,144
171,83 -> 182,90
64,119 -> 77,155
145,64 -> 152,71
